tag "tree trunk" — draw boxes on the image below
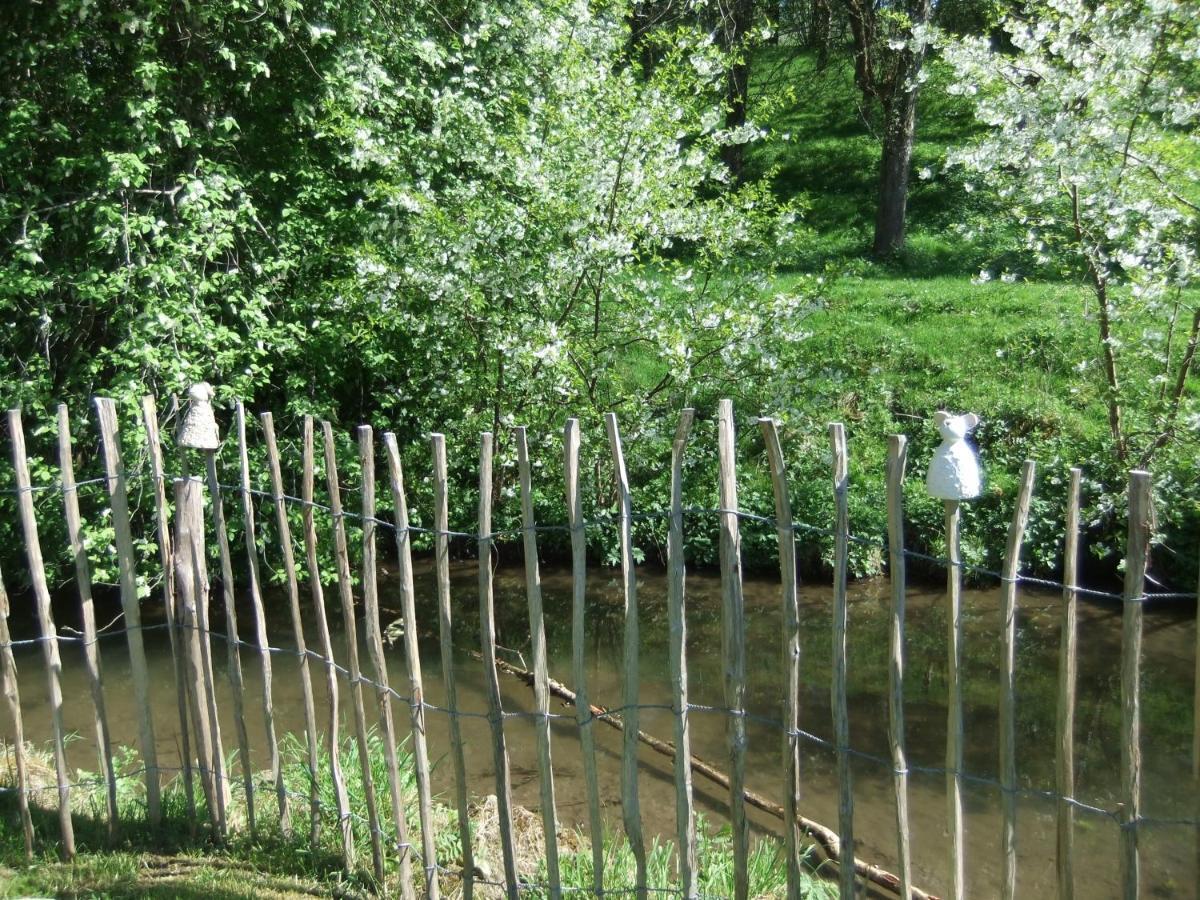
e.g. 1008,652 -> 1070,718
720,0 -> 754,180
873,87 -> 918,257
808,0 -> 832,69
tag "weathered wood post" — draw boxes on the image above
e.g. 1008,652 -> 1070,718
999,460 -> 1037,900
431,432 -> 474,897
236,402 -> 287,831
1056,467 -> 1083,900
1121,470 -> 1152,900
10,406 -> 75,859
178,383 -> 231,830
926,411 -> 983,900
142,395 -> 196,824
669,411 -> 698,898
175,475 -> 222,834
605,413 -> 648,898
477,431 -> 519,896
322,421 -> 387,882
514,426 -> 561,899
260,411 -> 323,846
884,434 -> 912,900
383,432 -> 440,899
0,560 -> 34,858
759,416 -> 802,900
189,384 -> 255,835
357,425 -> 419,899
828,422 -> 853,900
562,420 -> 603,896
57,404 -> 118,839
301,417 -> 354,871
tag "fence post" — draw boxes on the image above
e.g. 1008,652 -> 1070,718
477,431 -> 520,896
431,433 -> 475,898
1121,470 -> 1152,900
94,398 -> 161,826
670,411 -> 698,898
717,401 -> 750,900
301,417 -> 354,871
0,561 -> 34,859
759,416 -> 802,900
355,427 -> 417,897
174,476 -> 222,834
383,432 -> 440,899
358,427 -> 419,899
236,402 -> 288,831
828,422 -> 854,900
884,434 -> 912,900
1000,460 -> 1037,900
202,425 -> 255,835
9,407 -> 74,859
563,419 -> 604,895
944,497 -> 965,900
142,395 -> 196,824
57,404 -> 118,839
260,411 -> 323,846
514,425 -> 561,899
322,421 -> 387,883
605,413 -> 648,898
1056,467 -> 1082,900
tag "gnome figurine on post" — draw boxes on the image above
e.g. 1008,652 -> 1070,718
179,382 -> 220,450
926,411 -> 981,500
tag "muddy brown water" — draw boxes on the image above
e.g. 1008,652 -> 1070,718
6,559 -> 1199,898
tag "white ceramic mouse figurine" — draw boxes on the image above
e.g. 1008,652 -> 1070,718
926,411 -> 981,500
178,382 -> 220,450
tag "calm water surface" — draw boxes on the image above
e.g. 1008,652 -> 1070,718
8,559 -> 1199,898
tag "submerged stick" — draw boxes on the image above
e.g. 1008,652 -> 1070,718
488,655 -> 939,900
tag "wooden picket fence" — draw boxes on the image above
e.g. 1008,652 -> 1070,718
0,393 -> 1195,900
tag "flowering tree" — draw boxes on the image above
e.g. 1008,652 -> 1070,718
943,0 -> 1200,466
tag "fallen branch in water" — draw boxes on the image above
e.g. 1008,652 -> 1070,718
488,655 -> 939,900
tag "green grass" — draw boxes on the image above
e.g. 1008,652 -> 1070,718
1,736 -> 836,898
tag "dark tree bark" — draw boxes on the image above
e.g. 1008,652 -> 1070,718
842,0 -> 932,257
719,0 -> 755,180
808,0 -> 832,69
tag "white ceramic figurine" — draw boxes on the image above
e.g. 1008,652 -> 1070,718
178,382 -> 220,450
926,411 -> 981,500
